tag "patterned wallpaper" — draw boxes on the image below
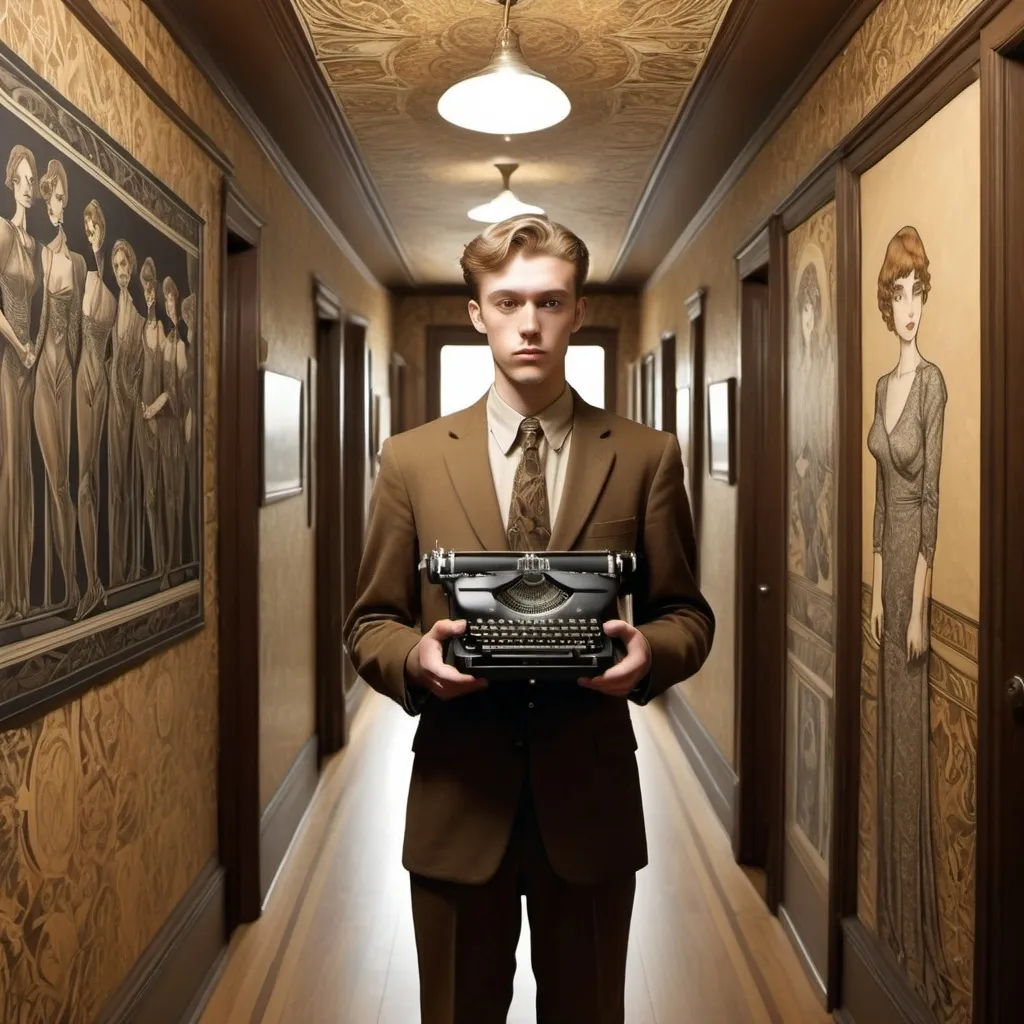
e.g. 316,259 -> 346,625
391,290 -> 639,428
640,0 -> 986,764
0,0 -> 392,1016
289,0 -> 734,282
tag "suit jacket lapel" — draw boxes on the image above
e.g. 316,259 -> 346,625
549,393 -> 615,551
442,395 -> 508,551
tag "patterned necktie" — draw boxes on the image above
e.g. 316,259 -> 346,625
506,417 -> 551,551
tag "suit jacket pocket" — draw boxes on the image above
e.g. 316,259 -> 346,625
583,516 -> 637,539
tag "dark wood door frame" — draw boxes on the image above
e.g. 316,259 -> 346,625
424,324 -> 620,423
734,219 -> 788,914
313,278 -> 346,760
976,4 -> 1024,1018
219,179 -> 265,930
655,332 -> 677,435
341,316 -> 370,723
683,290 -> 706,582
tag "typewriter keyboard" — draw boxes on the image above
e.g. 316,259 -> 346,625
466,617 -> 606,653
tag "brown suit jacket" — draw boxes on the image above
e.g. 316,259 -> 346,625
343,389 -> 714,885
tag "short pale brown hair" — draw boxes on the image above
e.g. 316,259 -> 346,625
39,159 -> 67,204
877,226 -> 931,334
460,215 -> 590,299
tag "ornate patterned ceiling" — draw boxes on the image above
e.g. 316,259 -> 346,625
289,0 -> 733,284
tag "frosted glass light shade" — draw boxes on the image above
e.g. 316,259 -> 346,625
438,28 -> 570,136
468,187 -> 544,223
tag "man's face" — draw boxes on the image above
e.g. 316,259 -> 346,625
112,248 -> 131,290
468,253 -> 586,392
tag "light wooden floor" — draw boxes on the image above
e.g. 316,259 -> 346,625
200,690 -> 831,1024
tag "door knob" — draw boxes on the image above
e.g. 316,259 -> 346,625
1007,675 -> 1024,715
757,584 -> 771,597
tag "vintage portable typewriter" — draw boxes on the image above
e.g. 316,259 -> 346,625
422,548 -> 637,683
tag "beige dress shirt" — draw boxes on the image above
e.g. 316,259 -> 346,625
485,383 -> 574,533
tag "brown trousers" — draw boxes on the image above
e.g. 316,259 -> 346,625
409,771 -> 636,1024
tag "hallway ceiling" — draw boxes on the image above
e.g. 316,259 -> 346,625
287,0 -> 733,284
149,0 -> 872,288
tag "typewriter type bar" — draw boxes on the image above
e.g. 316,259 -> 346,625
421,548 -> 637,683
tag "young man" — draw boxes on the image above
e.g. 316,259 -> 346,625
343,215 -> 714,1024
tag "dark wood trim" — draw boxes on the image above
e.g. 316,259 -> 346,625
686,290 -> 706,582
976,5 -> 1024,1018
838,918 -> 936,1024
780,154 -> 840,231
260,737 -> 320,902
736,224 -> 771,279
95,860 -> 226,1024
314,279 -> 346,760
829,159 -> 863,1011
219,178 -> 263,930
764,215 -> 788,913
610,0 -> 759,277
645,0 -> 884,288
661,688 -> 738,842
256,0 -> 415,284
657,332 -> 677,435
61,0 -> 233,175
142,0 -> 386,290
734,221 -> 786,915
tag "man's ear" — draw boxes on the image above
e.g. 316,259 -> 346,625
468,298 -> 487,334
571,295 -> 588,333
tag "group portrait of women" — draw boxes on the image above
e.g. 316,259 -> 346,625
0,140 -> 200,630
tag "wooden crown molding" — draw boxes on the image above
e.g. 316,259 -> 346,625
685,288 -> 706,322
609,0 -> 759,279
256,0 -> 415,284
62,0 -> 233,176
314,276 -> 343,322
645,0 -> 884,292
735,224 -> 770,278
142,0 -> 386,292
224,177 -> 266,246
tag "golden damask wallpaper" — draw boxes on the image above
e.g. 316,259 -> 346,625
290,0 -> 733,282
391,290 -> 639,429
640,0 -> 985,766
0,0 -> 393,1016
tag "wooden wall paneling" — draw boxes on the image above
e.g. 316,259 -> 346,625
220,179 -> 265,930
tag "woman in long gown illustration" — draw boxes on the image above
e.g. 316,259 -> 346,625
34,159 -> 86,612
76,199 -> 117,619
0,145 -> 42,621
138,257 -> 166,580
790,255 -> 835,587
181,252 -> 198,563
867,225 -> 950,1006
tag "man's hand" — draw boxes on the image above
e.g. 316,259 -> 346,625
578,619 -> 652,697
406,619 -> 488,701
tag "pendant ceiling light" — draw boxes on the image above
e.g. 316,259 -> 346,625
468,163 -> 545,223
438,0 -> 571,135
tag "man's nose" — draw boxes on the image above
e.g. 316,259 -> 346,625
519,305 -> 540,336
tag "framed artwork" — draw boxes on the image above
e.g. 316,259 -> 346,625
676,384 -> 692,482
307,356 -> 317,527
0,43 -> 205,729
261,369 -> 304,505
707,377 -> 736,484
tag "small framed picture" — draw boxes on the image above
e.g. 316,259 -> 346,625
707,377 -> 736,484
261,369 -> 304,505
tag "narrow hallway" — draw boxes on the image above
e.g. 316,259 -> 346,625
200,692 -> 829,1024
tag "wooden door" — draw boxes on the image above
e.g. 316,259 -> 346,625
313,280 -> 346,758
976,6 -> 1024,1018
218,182 -> 263,929
341,319 -> 370,712
735,223 -> 787,910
